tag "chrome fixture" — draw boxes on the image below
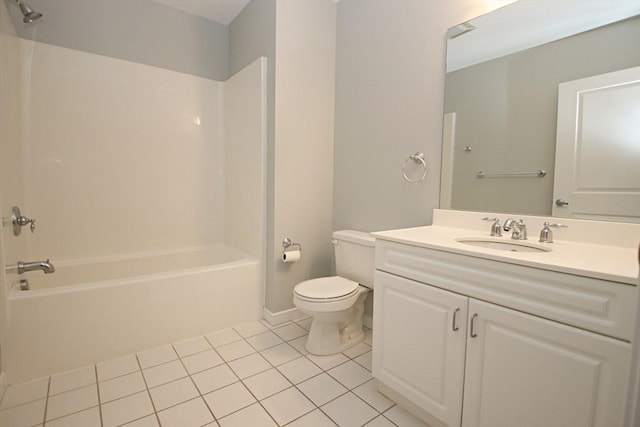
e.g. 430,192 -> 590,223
503,218 -> 527,240
402,152 -> 427,183
282,237 -> 302,263
5,206 -> 36,236
476,169 -> 546,178
482,217 -> 502,237
282,238 -> 302,251
19,279 -> 30,291
555,198 -> 569,207
7,259 -> 56,274
539,222 -> 568,243
14,0 -> 42,23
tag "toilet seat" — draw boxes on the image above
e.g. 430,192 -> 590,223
294,276 -> 359,302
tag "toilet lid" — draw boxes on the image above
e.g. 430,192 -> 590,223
294,277 -> 359,300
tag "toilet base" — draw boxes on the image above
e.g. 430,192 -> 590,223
303,287 -> 369,356
305,320 -> 365,356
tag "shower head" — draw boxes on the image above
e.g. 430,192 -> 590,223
16,0 -> 42,24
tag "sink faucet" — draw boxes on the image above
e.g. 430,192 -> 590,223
7,259 -> 56,274
503,218 -> 527,240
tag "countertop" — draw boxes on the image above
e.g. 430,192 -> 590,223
374,225 -> 639,286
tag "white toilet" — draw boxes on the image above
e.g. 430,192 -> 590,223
293,230 -> 375,355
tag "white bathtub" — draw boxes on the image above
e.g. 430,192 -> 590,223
5,246 -> 263,383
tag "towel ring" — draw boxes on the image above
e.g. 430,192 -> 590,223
402,152 -> 427,183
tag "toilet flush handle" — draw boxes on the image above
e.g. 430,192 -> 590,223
331,239 -> 338,245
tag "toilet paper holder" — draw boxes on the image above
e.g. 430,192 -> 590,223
282,238 -> 302,252
282,238 -> 302,263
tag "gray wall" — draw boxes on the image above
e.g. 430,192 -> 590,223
445,17 -> 640,216
230,0 -> 337,315
6,0 -> 229,80
332,0 -> 493,232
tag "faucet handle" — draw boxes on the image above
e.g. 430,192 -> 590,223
539,222 -> 568,243
8,206 -> 36,236
545,222 -> 567,228
482,217 -> 502,237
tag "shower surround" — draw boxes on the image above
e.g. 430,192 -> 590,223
1,36 -> 266,383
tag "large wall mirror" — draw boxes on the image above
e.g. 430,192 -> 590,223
440,1 -> 640,222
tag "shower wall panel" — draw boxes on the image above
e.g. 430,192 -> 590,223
0,5 -> 27,268
224,58 -> 266,260
0,0 -> 24,387
20,40 -> 225,262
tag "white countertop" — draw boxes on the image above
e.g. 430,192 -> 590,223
374,222 -> 639,286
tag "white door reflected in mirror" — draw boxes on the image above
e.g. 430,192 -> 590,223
553,67 -> 640,223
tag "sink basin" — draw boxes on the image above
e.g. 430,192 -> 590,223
455,238 -> 551,253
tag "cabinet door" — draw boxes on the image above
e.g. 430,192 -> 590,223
462,299 -> 632,427
373,271 -> 468,427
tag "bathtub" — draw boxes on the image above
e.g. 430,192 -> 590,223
5,245 -> 263,383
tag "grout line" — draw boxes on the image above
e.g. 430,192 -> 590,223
135,353 -> 162,427
382,406 -> 402,427
95,363 -> 140,385
0,393 -> 48,412
293,380 -> 350,411
239,352 -> 296,425
207,329 -> 302,426
94,365 -> 104,427
41,376 -> 51,425
220,334 -> 282,424
41,405 -> 101,424
14,322 -> 378,427
351,386 -> 389,420
217,382 -> 281,426
173,343 -> 218,423
173,347 -> 214,363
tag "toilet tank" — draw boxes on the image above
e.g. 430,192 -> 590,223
333,230 -> 376,287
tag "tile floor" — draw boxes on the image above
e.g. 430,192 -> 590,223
0,318 -> 428,427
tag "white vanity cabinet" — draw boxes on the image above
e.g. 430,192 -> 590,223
372,239 -> 635,427
373,270 -> 468,427
462,298 -> 630,427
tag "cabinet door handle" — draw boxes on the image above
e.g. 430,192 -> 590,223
470,313 -> 478,338
452,308 -> 460,331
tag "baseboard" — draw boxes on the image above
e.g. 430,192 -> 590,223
0,372 -> 7,402
263,307 -> 305,326
264,308 -> 374,330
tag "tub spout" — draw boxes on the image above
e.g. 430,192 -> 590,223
10,259 -> 56,274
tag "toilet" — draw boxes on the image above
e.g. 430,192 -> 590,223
293,230 -> 375,355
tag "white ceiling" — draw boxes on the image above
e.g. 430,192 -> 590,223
152,0 -> 251,25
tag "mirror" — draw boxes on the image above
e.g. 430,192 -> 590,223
441,1 -> 640,222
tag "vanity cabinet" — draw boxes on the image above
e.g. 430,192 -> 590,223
372,240 -> 635,427
373,271 -> 468,427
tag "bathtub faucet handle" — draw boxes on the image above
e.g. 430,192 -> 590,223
8,206 -> 36,236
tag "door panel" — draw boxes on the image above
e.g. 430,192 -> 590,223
373,271 -> 468,427
462,299 -> 631,427
553,66 -> 640,222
